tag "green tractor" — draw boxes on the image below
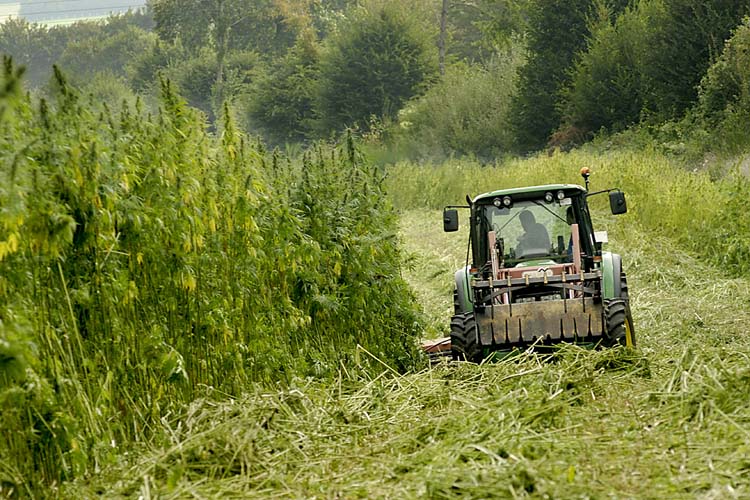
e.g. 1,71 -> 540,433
428,168 -> 634,362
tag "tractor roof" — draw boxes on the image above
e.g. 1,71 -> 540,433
473,184 -> 586,203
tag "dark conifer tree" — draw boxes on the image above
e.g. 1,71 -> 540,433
643,0 -> 750,120
509,0 -> 595,153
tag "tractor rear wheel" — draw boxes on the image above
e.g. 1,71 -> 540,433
450,313 -> 483,362
603,298 -> 636,347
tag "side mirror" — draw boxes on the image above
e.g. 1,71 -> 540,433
443,209 -> 459,232
609,191 -> 627,215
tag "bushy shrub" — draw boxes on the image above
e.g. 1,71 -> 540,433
315,0 -> 438,134
79,71 -> 142,109
698,18 -> 750,120
398,51 -> 524,160
245,31 -> 320,144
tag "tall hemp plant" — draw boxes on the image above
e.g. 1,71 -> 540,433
0,59 -> 422,494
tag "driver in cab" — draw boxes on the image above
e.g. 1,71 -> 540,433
516,210 -> 550,257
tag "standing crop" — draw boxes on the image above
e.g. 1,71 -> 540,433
0,59 -> 422,494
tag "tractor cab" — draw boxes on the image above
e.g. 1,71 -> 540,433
471,186 -> 593,272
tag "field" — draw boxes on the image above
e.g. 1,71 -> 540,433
4,2 -> 750,496
52,150 -> 750,498
5,62 -> 750,497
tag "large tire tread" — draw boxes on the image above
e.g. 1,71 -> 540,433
450,313 -> 483,363
604,298 -> 635,347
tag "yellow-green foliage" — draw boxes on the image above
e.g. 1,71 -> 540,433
387,147 -> 750,274
0,61 -> 422,493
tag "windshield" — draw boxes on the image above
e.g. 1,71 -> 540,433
483,200 -> 573,262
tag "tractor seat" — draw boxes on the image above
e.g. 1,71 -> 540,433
515,246 -> 551,260
515,259 -> 556,268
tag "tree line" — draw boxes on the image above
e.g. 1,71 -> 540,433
1,0 -> 749,159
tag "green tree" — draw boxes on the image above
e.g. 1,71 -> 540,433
509,0 -> 629,152
445,0 -> 530,62
315,1 -> 438,134
161,48 -> 258,120
307,0 -> 358,36
0,11 -> 156,88
150,0 -> 296,58
150,0 -> 298,111
0,19 -> 65,87
246,30 -> 320,144
699,18 -> 750,119
561,0 -> 750,138
126,39 -> 185,92
642,0 -> 750,120
58,25 -> 156,84
561,1 -> 657,135
509,0 -> 595,152
695,18 -> 750,152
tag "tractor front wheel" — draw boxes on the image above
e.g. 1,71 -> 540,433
620,272 -> 636,347
450,313 -> 483,362
603,298 -> 636,347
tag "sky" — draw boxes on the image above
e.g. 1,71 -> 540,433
0,0 -> 148,24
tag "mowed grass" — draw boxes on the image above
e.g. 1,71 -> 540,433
399,210 -> 468,337
65,197 -> 750,498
